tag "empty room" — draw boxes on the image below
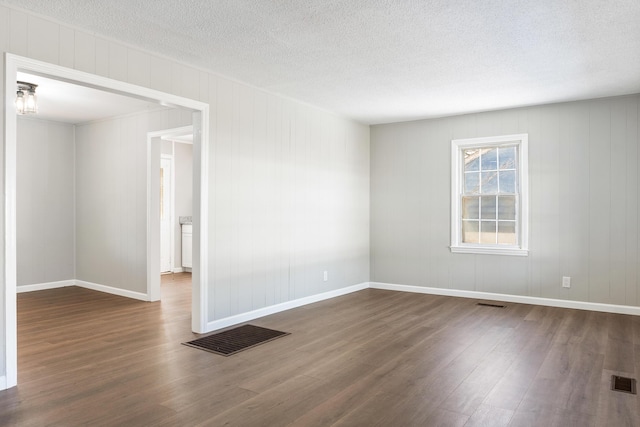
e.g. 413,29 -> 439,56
0,1 -> 639,426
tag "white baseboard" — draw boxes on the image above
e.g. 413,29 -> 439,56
16,280 -> 75,293
172,267 -> 184,273
205,282 -> 370,333
75,280 -> 149,302
17,277 -> 640,344
0,375 -> 7,390
369,282 -> 640,316
15,279 -> 150,302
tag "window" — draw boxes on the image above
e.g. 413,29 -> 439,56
451,134 -> 528,256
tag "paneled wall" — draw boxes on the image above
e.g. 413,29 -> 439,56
75,109 -> 191,293
210,83 -> 370,321
0,4 -> 370,379
371,94 -> 640,306
16,117 -> 75,286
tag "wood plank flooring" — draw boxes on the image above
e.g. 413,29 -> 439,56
1,274 -> 639,426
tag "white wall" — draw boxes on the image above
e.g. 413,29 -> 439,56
371,94 -> 640,307
75,109 -> 191,293
0,5 -> 370,388
16,117 -> 75,286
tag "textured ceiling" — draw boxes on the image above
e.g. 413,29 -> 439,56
3,0 -> 640,124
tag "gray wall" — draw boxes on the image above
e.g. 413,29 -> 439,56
17,117 -> 75,286
75,109 -> 191,293
371,94 -> 640,306
209,87 -> 370,321
174,142 -> 192,269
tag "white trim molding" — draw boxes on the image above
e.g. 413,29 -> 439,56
204,283 -> 370,333
191,110 -> 209,334
16,280 -> 148,302
450,133 -> 529,256
369,282 -> 640,316
5,52 -> 20,389
160,153 -> 176,276
75,281 -> 149,302
199,279 -> 640,336
16,280 -> 75,293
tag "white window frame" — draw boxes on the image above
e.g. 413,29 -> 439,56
450,133 -> 529,256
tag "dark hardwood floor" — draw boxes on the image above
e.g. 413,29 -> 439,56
0,274 -> 639,426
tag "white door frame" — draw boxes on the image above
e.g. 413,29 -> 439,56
148,125 -> 193,300
160,153 -> 175,274
3,54 -> 210,390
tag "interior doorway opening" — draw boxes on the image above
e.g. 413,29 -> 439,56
4,54 -> 210,390
148,125 -> 195,301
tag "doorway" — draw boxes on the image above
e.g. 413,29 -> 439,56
3,54 -> 210,389
148,125 -> 195,301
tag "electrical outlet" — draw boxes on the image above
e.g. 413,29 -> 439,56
323,271 -> 328,282
562,276 -> 571,288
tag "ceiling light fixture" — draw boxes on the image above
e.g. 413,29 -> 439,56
16,81 -> 38,115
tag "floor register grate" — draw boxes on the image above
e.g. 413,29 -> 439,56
611,375 -> 637,394
183,324 -> 290,356
477,302 -> 506,308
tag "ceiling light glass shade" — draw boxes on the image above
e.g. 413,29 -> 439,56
15,90 -> 25,114
15,81 -> 38,115
25,90 -> 37,114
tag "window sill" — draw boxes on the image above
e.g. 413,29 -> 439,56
450,245 -> 529,257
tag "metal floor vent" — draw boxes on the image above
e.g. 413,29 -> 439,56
611,375 -> 637,394
183,324 -> 289,356
477,302 -> 506,308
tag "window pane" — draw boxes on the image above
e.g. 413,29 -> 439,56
498,196 -> 516,220
462,196 -> 479,219
480,221 -> 497,244
452,135 -> 527,253
499,146 -> 517,169
464,149 -> 480,172
464,172 -> 480,194
481,171 -> 498,193
481,148 -> 497,170
462,220 -> 479,243
481,196 -> 496,219
498,221 -> 516,244
499,170 -> 516,193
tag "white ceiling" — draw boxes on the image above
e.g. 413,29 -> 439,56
4,0 -> 640,124
17,72 -> 161,124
